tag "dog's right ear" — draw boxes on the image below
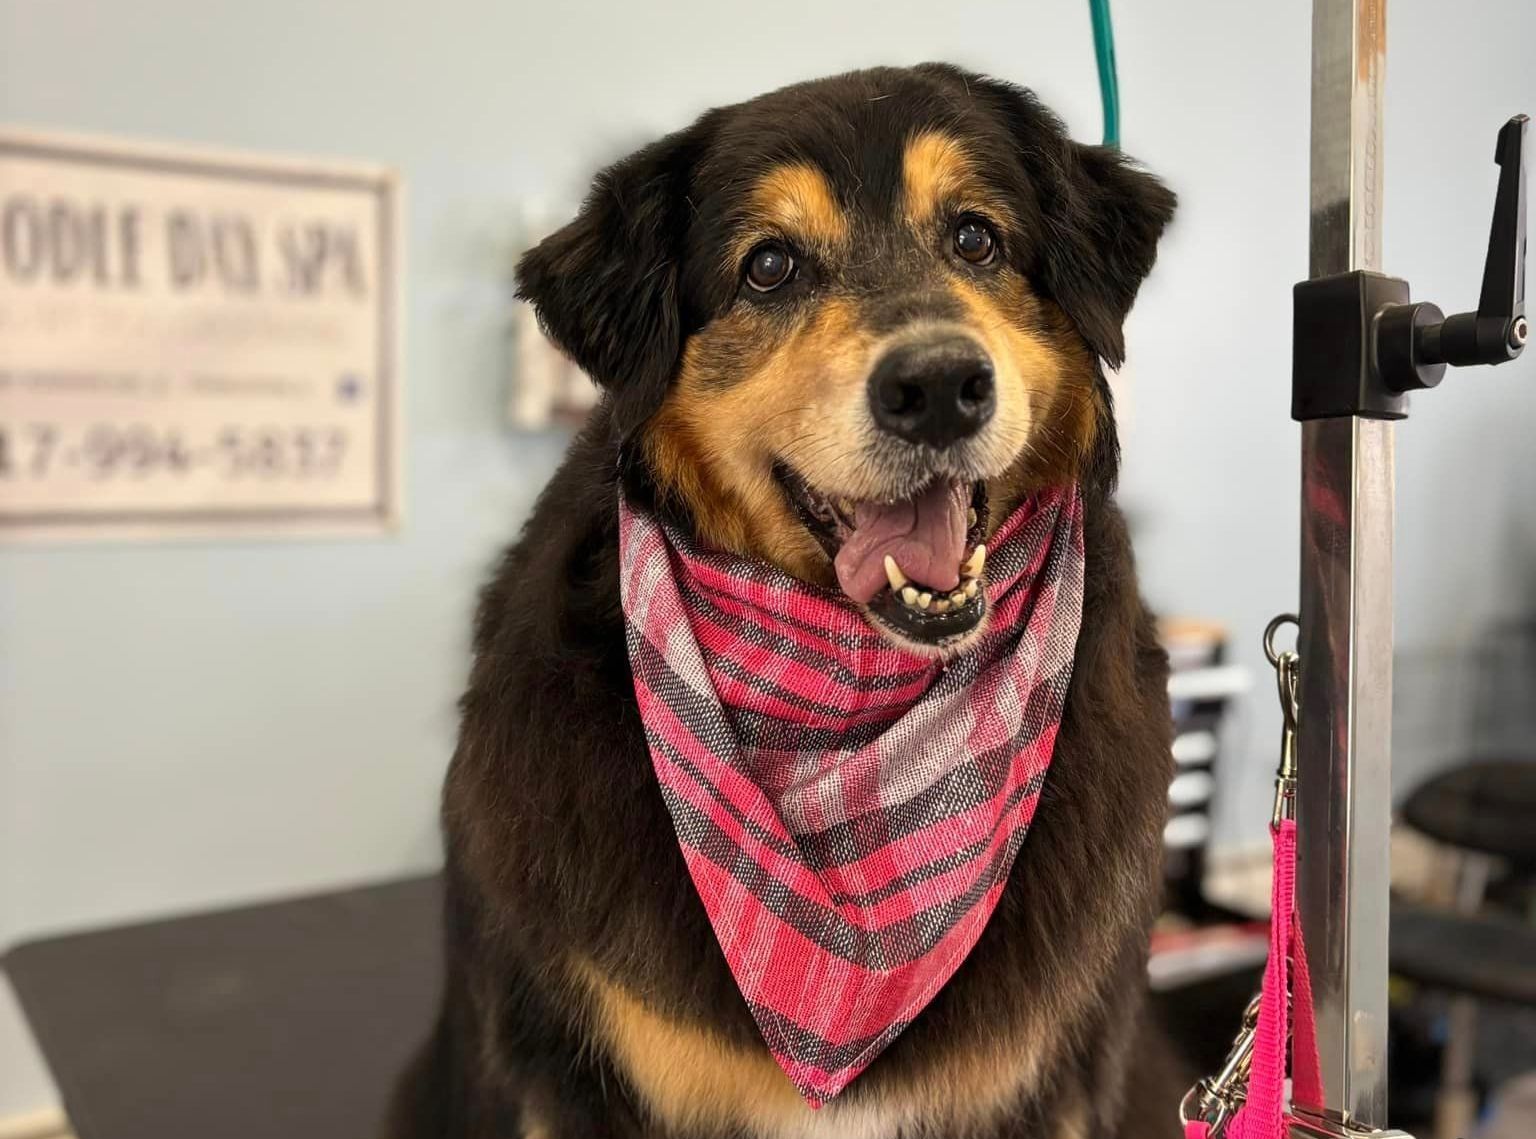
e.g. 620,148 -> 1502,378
924,65 -> 1175,370
515,129 -> 701,441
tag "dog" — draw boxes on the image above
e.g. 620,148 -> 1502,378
388,63 -> 1181,1139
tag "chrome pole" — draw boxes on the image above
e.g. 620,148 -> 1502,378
1291,0 -> 1402,1135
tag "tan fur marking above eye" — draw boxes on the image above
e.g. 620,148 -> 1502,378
737,163 -> 848,261
901,131 -> 1019,233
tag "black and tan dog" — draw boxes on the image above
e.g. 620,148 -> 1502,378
389,64 -> 1181,1138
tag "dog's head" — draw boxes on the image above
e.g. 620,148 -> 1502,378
518,64 -> 1174,653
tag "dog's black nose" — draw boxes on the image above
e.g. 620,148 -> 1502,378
867,337 -> 996,448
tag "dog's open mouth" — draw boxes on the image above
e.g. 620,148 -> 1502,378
777,465 -> 989,647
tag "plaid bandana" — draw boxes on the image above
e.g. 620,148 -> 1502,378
617,484 -> 1086,1104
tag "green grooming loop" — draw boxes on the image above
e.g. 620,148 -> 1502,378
1089,0 -> 1121,148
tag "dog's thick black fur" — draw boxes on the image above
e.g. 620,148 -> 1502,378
389,65 -> 1181,1138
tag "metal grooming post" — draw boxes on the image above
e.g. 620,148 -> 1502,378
1291,0 -> 1397,1134
1290,1 -> 1528,1134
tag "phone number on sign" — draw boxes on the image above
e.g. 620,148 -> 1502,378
0,423 -> 350,480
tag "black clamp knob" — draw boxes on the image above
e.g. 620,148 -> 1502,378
1293,114 -> 1529,422
1378,114 -> 1528,393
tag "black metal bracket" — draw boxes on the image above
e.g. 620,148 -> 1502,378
1293,114 -> 1528,421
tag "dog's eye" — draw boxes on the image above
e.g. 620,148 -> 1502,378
745,244 -> 795,292
953,217 -> 998,265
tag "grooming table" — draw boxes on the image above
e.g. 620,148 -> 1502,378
2,876 -> 442,1139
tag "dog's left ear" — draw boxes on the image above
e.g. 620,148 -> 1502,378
515,128 -> 701,440
1037,142 -> 1176,369
949,69 -> 1175,369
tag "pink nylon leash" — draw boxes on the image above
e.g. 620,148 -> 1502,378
1184,819 -> 1296,1139
1181,615 -> 1304,1139
1290,905 -> 1325,1107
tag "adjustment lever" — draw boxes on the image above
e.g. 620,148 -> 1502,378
1378,114 -> 1529,392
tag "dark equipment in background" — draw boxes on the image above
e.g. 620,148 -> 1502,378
1390,760 -> 1536,1137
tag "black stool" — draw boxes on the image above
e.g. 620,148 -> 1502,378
1390,759 -> 1536,1139
1399,759 -> 1536,871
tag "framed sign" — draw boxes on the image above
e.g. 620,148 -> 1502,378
0,129 -> 400,541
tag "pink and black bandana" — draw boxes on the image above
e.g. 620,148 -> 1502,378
617,484 -> 1086,1104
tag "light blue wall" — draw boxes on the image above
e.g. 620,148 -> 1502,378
3,0 -> 1534,1117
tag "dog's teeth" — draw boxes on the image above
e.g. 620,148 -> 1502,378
932,598 -> 951,613
968,508 -> 978,527
963,578 -> 980,598
883,555 -> 908,592
917,591 -> 932,610
960,544 -> 986,579
950,590 -> 967,606
900,586 -> 919,607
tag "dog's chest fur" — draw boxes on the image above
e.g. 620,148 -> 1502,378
574,951 -> 1093,1138
407,441 -> 1184,1139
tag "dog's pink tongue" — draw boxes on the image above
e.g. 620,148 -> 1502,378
834,480 -> 969,603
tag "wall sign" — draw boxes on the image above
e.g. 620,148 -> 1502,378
0,130 -> 399,541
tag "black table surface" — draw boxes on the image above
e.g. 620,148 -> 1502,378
3,875 -> 442,1139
